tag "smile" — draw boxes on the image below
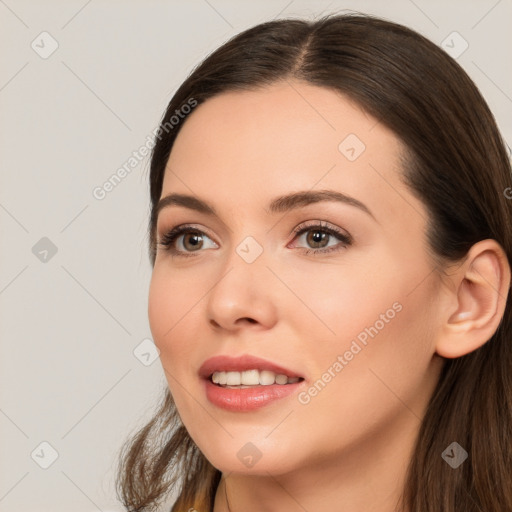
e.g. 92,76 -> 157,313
199,354 -> 306,411
211,369 -> 302,387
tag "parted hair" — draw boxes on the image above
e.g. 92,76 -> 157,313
116,12 -> 512,512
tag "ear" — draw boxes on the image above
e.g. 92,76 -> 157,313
435,239 -> 511,359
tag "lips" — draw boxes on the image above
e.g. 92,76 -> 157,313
199,354 -> 306,412
198,354 -> 304,381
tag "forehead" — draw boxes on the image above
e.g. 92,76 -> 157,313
162,81 -> 425,226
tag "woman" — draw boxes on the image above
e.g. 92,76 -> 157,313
116,12 -> 512,512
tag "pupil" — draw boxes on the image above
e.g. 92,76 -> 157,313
185,233 -> 202,250
309,230 -> 326,247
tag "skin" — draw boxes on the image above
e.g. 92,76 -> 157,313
148,81 -> 510,512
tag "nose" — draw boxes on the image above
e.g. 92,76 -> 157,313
205,249 -> 278,332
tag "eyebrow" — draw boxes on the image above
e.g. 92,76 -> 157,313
155,189 -> 376,222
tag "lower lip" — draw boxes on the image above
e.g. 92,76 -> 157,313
204,378 -> 304,411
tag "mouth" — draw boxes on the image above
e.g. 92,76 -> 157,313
209,369 -> 304,388
199,354 -> 306,411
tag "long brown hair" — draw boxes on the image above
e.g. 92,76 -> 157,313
115,12 -> 512,512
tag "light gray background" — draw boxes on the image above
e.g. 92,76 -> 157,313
1,1 -> 511,511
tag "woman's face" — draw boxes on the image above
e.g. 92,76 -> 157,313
148,81 -> 445,476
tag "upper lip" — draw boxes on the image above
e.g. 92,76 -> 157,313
199,354 -> 304,380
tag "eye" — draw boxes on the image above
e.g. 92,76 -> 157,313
290,220 -> 352,256
157,220 -> 352,258
157,225 -> 217,257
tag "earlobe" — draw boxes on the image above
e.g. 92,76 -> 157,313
435,239 -> 511,359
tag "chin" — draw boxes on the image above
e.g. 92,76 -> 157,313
191,434 -> 301,476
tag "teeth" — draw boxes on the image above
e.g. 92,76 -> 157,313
259,370 -> 275,385
226,372 -> 241,385
242,369 -> 259,385
211,369 -> 301,386
214,371 -> 227,385
275,374 -> 288,385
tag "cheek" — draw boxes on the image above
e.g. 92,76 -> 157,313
291,247 -> 431,349
276,255 -> 399,354
285,252 -> 436,406
148,267 -> 206,418
299,281 -> 435,421
148,266 -> 200,366
289,301 -> 436,461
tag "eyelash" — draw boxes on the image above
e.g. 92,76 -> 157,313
157,220 -> 352,258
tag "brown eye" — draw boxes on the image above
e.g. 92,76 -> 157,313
182,232 -> 204,251
305,229 -> 330,249
157,225 -> 218,257
292,221 -> 352,256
